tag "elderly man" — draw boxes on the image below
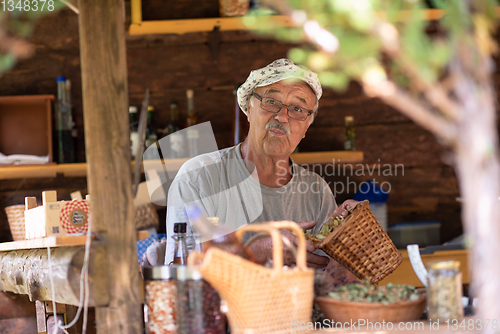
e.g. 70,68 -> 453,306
165,59 -> 356,270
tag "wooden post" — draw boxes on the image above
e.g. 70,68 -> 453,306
77,0 -> 142,333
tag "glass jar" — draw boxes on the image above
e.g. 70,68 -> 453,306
143,265 -> 226,334
426,260 -> 464,321
143,266 -> 178,334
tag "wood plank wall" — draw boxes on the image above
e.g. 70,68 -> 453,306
0,3 -> 471,244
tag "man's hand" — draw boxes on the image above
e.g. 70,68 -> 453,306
282,220 -> 330,269
330,199 -> 359,220
248,221 -> 329,269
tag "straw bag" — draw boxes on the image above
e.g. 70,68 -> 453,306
310,200 -> 402,284
189,221 -> 314,334
4,204 -> 26,241
134,203 -> 159,231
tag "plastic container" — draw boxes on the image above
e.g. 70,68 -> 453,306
143,265 -> 226,334
353,180 -> 389,230
388,221 -> 441,249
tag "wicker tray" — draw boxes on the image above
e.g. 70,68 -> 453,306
315,292 -> 426,322
308,200 -> 402,283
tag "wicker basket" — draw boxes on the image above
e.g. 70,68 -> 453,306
135,203 -> 159,231
309,200 -> 402,284
4,204 -> 26,241
315,291 -> 426,322
219,0 -> 249,17
189,221 -> 314,334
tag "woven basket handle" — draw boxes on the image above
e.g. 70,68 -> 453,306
235,221 -> 307,271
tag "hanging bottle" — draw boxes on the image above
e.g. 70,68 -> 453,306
185,89 -> 199,158
170,222 -> 189,265
344,115 -> 356,151
166,102 -> 185,159
56,76 -> 75,163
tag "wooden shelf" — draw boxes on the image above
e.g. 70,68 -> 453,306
0,151 -> 363,180
0,230 -> 150,252
129,15 -> 296,35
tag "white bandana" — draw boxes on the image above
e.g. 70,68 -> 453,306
237,58 -> 322,115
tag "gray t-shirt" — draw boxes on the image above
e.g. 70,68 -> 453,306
165,144 -> 337,263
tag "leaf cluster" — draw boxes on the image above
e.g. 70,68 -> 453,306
0,1 -> 66,73
245,0 -> 498,93
328,280 -> 421,304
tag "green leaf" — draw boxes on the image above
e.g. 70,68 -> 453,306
318,71 -> 349,91
0,54 -> 17,73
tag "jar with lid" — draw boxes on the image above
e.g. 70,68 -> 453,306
426,260 -> 464,321
143,266 -> 178,334
143,265 -> 226,334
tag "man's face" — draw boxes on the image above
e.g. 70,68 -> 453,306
247,80 -> 315,158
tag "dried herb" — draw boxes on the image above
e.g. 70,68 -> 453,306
427,265 -> 464,320
305,206 -> 356,239
328,280 -> 421,305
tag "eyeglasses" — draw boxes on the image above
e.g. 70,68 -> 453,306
252,93 -> 313,121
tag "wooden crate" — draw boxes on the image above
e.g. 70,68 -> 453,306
0,95 -> 54,162
24,190 -> 90,239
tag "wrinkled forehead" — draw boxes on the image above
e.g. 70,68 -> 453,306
255,79 -> 316,104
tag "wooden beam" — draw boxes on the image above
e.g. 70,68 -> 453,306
0,246 -> 109,306
77,0 -> 142,333
128,16 -> 296,35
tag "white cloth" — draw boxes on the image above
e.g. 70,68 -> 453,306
237,58 -> 323,114
0,152 -> 49,164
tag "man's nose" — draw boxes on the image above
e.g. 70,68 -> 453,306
273,107 -> 290,122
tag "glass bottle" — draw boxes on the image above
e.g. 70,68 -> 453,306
426,260 -> 464,321
231,83 -> 249,146
167,102 -> 185,159
185,205 -> 255,262
171,222 -> 189,265
186,89 -> 199,158
56,76 -> 75,163
144,105 -> 160,160
344,115 -> 355,151
129,106 -> 139,160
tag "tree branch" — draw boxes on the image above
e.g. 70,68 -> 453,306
363,80 -> 457,144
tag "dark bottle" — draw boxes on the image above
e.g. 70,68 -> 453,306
144,105 -> 160,160
170,222 -> 189,265
129,106 -> 139,160
56,76 -> 75,163
185,204 -> 255,262
231,83 -> 249,146
167,102 -> 185,159
185,89 -> 199,157
344,115 -> 356,151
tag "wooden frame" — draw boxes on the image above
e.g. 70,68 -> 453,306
128,0 -> 478,36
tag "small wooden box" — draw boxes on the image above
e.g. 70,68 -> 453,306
0,95 -> 54,162
24,191 -> 90,239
